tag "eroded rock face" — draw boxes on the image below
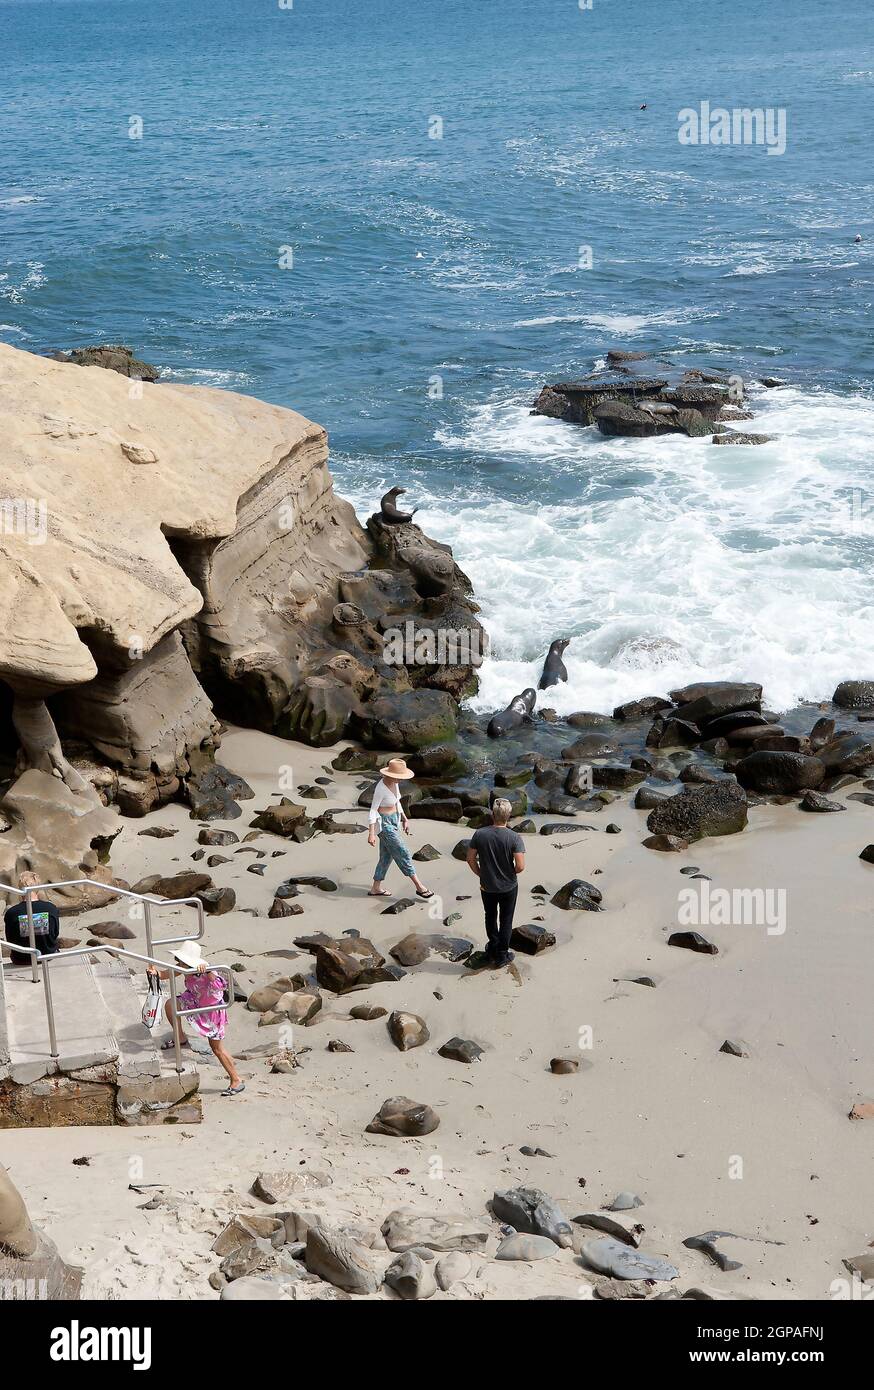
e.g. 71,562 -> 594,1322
0,1163 -> 82,1299
0,342 -> 482,883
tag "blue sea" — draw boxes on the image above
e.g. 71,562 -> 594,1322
3,0 -> 874,715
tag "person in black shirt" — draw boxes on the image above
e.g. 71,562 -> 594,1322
466,799 -> 525,967
3,871 -> 60,965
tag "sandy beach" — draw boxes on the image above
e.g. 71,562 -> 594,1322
4,725 -> 873,1301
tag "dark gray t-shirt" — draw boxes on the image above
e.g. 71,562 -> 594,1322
470,825 -> 524,894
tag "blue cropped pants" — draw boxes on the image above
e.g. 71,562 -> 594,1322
374,811 -> 415,881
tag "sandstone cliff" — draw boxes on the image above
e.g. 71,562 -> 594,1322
0,343 -> 482,897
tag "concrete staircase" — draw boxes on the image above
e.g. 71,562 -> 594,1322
0,952 -> 201,1127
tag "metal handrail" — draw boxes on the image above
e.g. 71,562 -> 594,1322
0,878 -> 205,984
0,886 -> 228,1077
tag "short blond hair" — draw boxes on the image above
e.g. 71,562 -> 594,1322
491,798 -> 512,825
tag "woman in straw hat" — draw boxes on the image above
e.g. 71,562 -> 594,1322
158,941 -> 244,1096
367,757 -> 434,899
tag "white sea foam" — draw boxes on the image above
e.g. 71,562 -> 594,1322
424,386 -> 874,716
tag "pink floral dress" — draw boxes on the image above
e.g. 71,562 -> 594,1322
177,970 -> 227,1040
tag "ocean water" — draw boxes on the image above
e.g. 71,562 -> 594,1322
3,0 -> 874,716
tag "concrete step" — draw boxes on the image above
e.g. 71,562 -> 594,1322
2,953 -> 117,1085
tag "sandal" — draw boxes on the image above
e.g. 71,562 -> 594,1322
160,1037 -> 189,1050
368,889 -> 391,897
416,888 -> 434,900
221,1083 -> 246,1097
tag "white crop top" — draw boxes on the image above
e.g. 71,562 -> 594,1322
368,779 -> 404,825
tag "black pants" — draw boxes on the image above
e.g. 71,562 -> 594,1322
481,886 -> 518,961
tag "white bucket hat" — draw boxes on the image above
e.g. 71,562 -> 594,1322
169,941 -> 209,971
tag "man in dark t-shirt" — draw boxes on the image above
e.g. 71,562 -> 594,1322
3,871 -> 60,966
467,799 -> 525,967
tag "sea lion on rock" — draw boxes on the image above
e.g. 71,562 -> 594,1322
538,638 -> 570,691
487,688 -> 537,738
380,487 -> 418,524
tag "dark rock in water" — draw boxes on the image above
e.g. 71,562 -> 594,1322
646,781 -> 748,842
511,923 -> 556,954
491,1187 -> 573,1248
451,838 -> 472,861
759,377 -> 785,388
704,709 -> 768,737
531,376 -> 669,427
735,751 -> 825,795
593,398 -> 677,438
407,744 -> 465,778
438,1037 -> 484,1064
646,717 -> 701,749
567,711 -> 615,729
634,785 -> 670,811
412,844 -> 441,862
613,696 -> 672,722
388,1011 -> 429,1051
551,879 -> 602,911
669,931 -> 718,955
561,734 -> 619,760
818,731 -> 874,777
409,797 -> 464,823
678,764 -> 719,785
800,790 -> 845,813
683,1231 -> 743,1272
719,1039 -> 750,1058
550,1058 -> 579,1074
669,681 -> 763,722
366,1096 -> 440,1137
643,834 -> 689,852
54,343 -> 160,380
809,717 -> 836,750
390,933 -> 473,966
607,349 -> 651,365
699,736 -> 730,758
755,734 -> 812,755
277,875 -> 339,894
533,793 -> 582,817
581,1237 -> 678,1281
564,764 -> 593,797
833,680 -> 874,710
859,846 -> 874,865
711,431 -> 775,445
590,764 -> 646,790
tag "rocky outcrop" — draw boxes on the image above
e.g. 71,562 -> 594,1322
0,342 -> 482,886
0,1163 -> 82,1298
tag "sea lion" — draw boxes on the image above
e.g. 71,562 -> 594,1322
487,687 -> 537,738
380,487 -> 418,524
538,638 -> 570,691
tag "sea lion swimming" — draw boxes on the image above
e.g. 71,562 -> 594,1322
538,638 -> 570,691
487,687 -> 537,738
380,487 -> 418,524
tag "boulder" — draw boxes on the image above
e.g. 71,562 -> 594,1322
645,782 -> 748,843
366,1097 -> 440,1138
550,879 -> 602,912
353,689 -> 458,751
389,933 -> 473,966
833,680 -> 874,709
384,1250 -> 437,1299
387,1011 -> 430,1051
381,1209 -> 490,1253
304,1226 -> 381,1295
491,1187 -> 573,1247
581,1236 -> 678,1282
438,1037 -> 484,1064
510,923 -> 556,954
495,1234 -> 559,1261
735,751 -> 825,795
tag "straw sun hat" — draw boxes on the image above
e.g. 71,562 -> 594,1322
169,941 -> 210,971
379,758 -> 415,780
